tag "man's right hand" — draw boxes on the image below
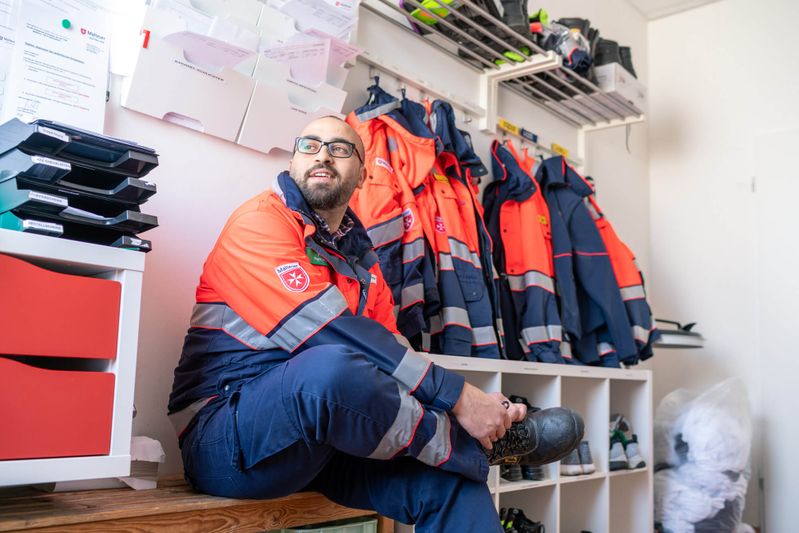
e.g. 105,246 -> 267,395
451,382 -> 512,450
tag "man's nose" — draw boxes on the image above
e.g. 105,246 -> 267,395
314,146 -> 334,164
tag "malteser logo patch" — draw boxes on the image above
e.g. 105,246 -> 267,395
402,208 -> 414,232
275,262 -> 310,292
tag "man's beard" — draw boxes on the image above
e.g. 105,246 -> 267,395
291,164 -> 358,211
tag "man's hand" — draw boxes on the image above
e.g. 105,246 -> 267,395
452,383 -> 526,450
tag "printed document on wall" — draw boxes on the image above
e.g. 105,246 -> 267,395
1,3 -> 109,133
0,0 -> 18,118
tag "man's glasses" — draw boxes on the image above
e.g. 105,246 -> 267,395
294,136 -> 363,163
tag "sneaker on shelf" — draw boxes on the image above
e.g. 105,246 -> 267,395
609,413 -> 630,435
503,508 -> 544,533
501,463 -> 523,482
484,407 -> 584,466
625,434 -> 646,469
559,447 -> 583,476
578,440 -> 596,475
609,435 -> 628,471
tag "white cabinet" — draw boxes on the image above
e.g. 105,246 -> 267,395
0,229 -> 144,487
399,355 -> 654,533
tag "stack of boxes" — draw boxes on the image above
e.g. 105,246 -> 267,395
0,118 -> 159,252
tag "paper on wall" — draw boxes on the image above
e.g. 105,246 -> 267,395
306,28 -> 360,66
262,38 -> 330,86
277,0 -> 356,40
1,3 -> 109,133
163,30 -> 255,69
0,0 -> 15,118
14,0 -> 146,76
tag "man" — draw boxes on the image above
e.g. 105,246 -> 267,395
168,117 -> 583,532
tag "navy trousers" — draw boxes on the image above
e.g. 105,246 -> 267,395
181,345 -> 501,532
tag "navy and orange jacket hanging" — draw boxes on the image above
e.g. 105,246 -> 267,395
483,140 -> 564,363
168,173 -> 465,448
585,194 -> 660,363
415,150 -> 501,358
345,84 -> 435,339
535,157 -> 638,364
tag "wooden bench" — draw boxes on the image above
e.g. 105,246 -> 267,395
0,475 -> 393,532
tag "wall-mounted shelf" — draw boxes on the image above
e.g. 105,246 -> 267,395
360,0 -> 645,133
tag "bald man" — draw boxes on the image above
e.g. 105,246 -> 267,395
168,117 -> 583,532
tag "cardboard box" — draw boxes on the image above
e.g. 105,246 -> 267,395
594,62 -> 646,113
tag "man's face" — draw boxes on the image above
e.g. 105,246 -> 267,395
288,117 -> 366,211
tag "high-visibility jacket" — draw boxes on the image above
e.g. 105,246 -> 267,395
585,195 -> 659,363
429,100 -> 488,188
483,140 -> 564,363
346,84 -> 436,339
535,157 -> 637,364
167,173 -> 464,451
415,151 -> 501,358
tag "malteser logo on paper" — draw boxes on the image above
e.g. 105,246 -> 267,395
275,263 -> 310,292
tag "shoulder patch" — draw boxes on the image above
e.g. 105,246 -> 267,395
275,262 -> 310,292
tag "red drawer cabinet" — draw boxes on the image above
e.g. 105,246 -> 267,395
0,253 -> 121,359
0,229 -> 144,486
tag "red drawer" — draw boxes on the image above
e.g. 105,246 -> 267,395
0,357 -> 115,460
0,253 -> 121,359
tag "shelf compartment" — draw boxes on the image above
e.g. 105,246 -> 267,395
559,475 -> 608,533
610,469 -> 652,533
610,378 -> 652,472
500,483 -> 557,532
561,377 -> 610,475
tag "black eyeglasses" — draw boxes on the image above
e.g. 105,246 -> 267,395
294,136 -> 363,163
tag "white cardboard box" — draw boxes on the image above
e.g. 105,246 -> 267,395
121,7 -> 255,142
594,62 -> 646,113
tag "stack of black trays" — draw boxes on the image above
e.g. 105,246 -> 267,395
0,119 -> 159,252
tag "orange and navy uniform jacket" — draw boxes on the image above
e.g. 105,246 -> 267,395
535,157 -> 637,364
346,84 -> 438,339
585,195 -> 659,364
167,172 -> 465,449
429,100 -> 489,188
415,151 -> 502,358
483,140 -> 565,363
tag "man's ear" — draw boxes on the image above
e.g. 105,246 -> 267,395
356,164 -> 367,189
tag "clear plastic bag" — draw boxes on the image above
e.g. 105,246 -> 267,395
653,379 -> 752,533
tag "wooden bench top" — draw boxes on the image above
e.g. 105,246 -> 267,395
0,475 -> 391,533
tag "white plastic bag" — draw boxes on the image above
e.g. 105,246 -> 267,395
653,379 -> 752,533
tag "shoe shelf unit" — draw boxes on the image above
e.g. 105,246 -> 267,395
395,355 -> 654,533
360,0 -> 645,133
0,229 -> 144,487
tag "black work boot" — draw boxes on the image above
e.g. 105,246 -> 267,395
484,407 -> 584,466
593,38 -> 621,66
619,46 -> 637,78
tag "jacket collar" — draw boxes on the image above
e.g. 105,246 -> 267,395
490,140 -> 535,202
273,172 -> 375,260
536,156 -> 594,197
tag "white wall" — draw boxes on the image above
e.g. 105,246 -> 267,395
647,0 -> 799,529
115,1 -> 651,479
